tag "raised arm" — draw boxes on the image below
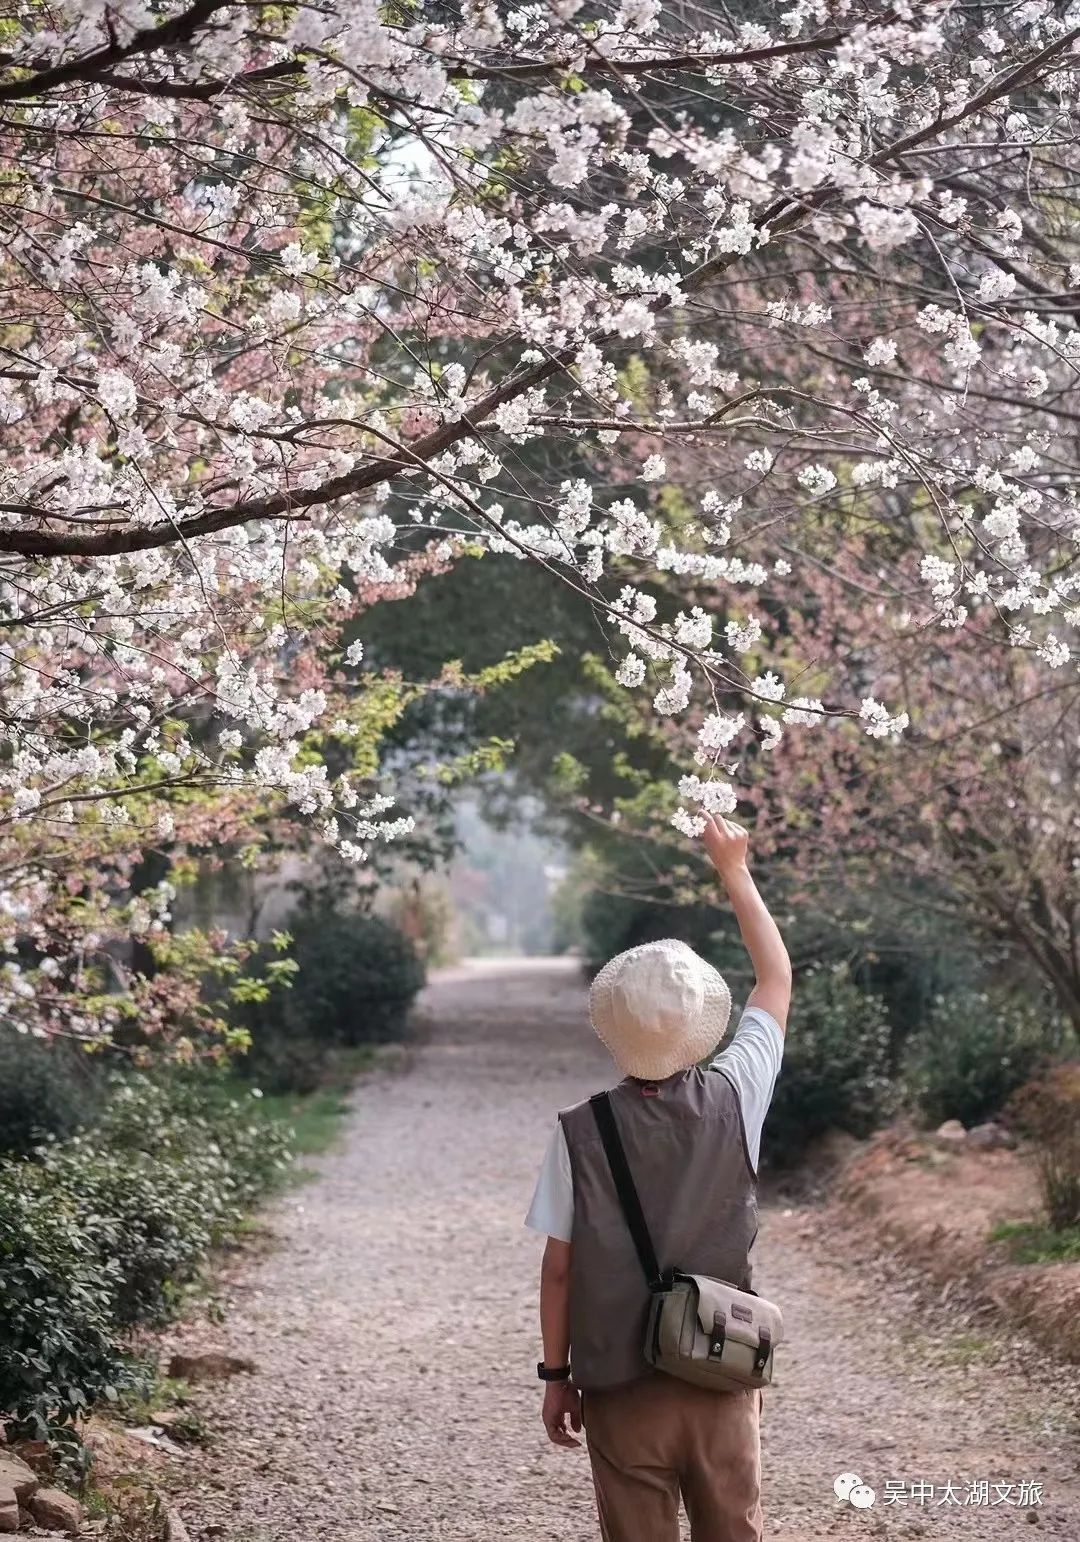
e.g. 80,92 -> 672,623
702,814 -> 792,1033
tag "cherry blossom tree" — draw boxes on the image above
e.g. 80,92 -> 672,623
748,588 -> 1080,1027
1,0 -> 1078,1043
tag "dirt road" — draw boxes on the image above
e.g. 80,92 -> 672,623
180,959 -> 1080,1541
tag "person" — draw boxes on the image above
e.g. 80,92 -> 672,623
524,813 -> 792,1542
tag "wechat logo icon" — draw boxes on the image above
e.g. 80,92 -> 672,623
834,1472 -> 877,1509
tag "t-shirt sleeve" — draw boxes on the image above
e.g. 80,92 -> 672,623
524,1120 -> 575,1242
710,1005 -> 785,1174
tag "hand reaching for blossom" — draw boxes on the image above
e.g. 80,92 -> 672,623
701,814 -> 750,881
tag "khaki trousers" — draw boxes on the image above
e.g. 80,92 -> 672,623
583,1374 -> 763,1542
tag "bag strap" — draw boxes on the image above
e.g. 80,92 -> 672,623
590,1091 -> 666,1291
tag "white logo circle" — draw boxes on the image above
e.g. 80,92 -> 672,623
850,1484 -> 877,1509
833,1472 -> 864,1503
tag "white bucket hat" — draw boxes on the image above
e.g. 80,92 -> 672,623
588,938 -> 732,1081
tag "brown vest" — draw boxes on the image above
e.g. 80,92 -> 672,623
559,1066 -> 757,1391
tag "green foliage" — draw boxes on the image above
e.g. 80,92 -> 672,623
0,1071 -> 292,1443
0,1030 -> 102,1157
288,907 -> 425,1044
773,880 -> 989,1064
989,1220 -> 1080,1264
0,1158 -> 139,1440
242,1026 -> 332,1097
581,884 -> 677,966
356,546 -> 664,831
764,965 -> 896,1166
228,951 -> 298,1005
550,751 -> 588,795
428,737 -> 516,786
222,935 -> 314,1092
576,839 -> 723,973
235,908 -> 424,1090
251,1071 -> 367,1159
903,990 -> 1070,1128
51,1076 -> 292,1326
470,638 -> 560,688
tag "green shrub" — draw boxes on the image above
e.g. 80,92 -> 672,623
230,944 -> 327,1094
235,910 -> 424,1087
242,1027 -> 332,1097
285,907 -> 425,1046
42,1079 -> 291,1328
0,1030 -> 101,1157
49,1145 -> 220,1328
580,887 -> 718,975
98,1072 -> 294,1210
903,990 -> 1070,1129
0,1072 -> 292,1441
764,965 -> 896,1165
0,1159 -> 141,1440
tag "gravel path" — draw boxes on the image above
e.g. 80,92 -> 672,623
179,958 -> 1080,1541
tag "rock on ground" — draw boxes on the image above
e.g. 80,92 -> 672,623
934,1119 -> 968,1149
0,1488 -> 19,1535
177,959 -> 1080,1541
28,1488 -> 82,1536
0,1459 -> 37,1506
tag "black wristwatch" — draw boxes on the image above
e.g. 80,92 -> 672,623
537,1362 -> 571,1382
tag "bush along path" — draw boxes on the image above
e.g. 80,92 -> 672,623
174,960 -> 1080,1542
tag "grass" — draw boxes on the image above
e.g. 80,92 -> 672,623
100,1487 -> 169,1542
113,1375 -> 192,1427
245,1045 -> 375,1159
988,1219 -> 1080,1264
110,1373 -> 214,1448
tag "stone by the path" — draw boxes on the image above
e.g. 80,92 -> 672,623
934,1117 -> 967,1148
0,1488 -> 19,1534
28,1488 -> 81,1536
0,1458 -> 36,1506
967,1121 -> 1017,1150
163,1505 -> 192,1542
167,1352 -> 256,1383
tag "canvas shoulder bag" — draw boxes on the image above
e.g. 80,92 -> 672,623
590,1090 -> 783,1393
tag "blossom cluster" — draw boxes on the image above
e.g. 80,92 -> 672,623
0,0 -> 1078,1020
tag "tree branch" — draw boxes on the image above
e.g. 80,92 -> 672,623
16,29 -> 849,103
0,0 -> 234,104
2,23 -> 1076,560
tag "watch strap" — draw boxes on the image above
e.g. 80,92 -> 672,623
537,1361 -> 571,1382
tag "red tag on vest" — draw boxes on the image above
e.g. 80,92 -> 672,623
641,1083 -> 659,1097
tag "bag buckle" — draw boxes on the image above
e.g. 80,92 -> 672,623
752,1325 -> 771,1375
709,1308 -> 727,1358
